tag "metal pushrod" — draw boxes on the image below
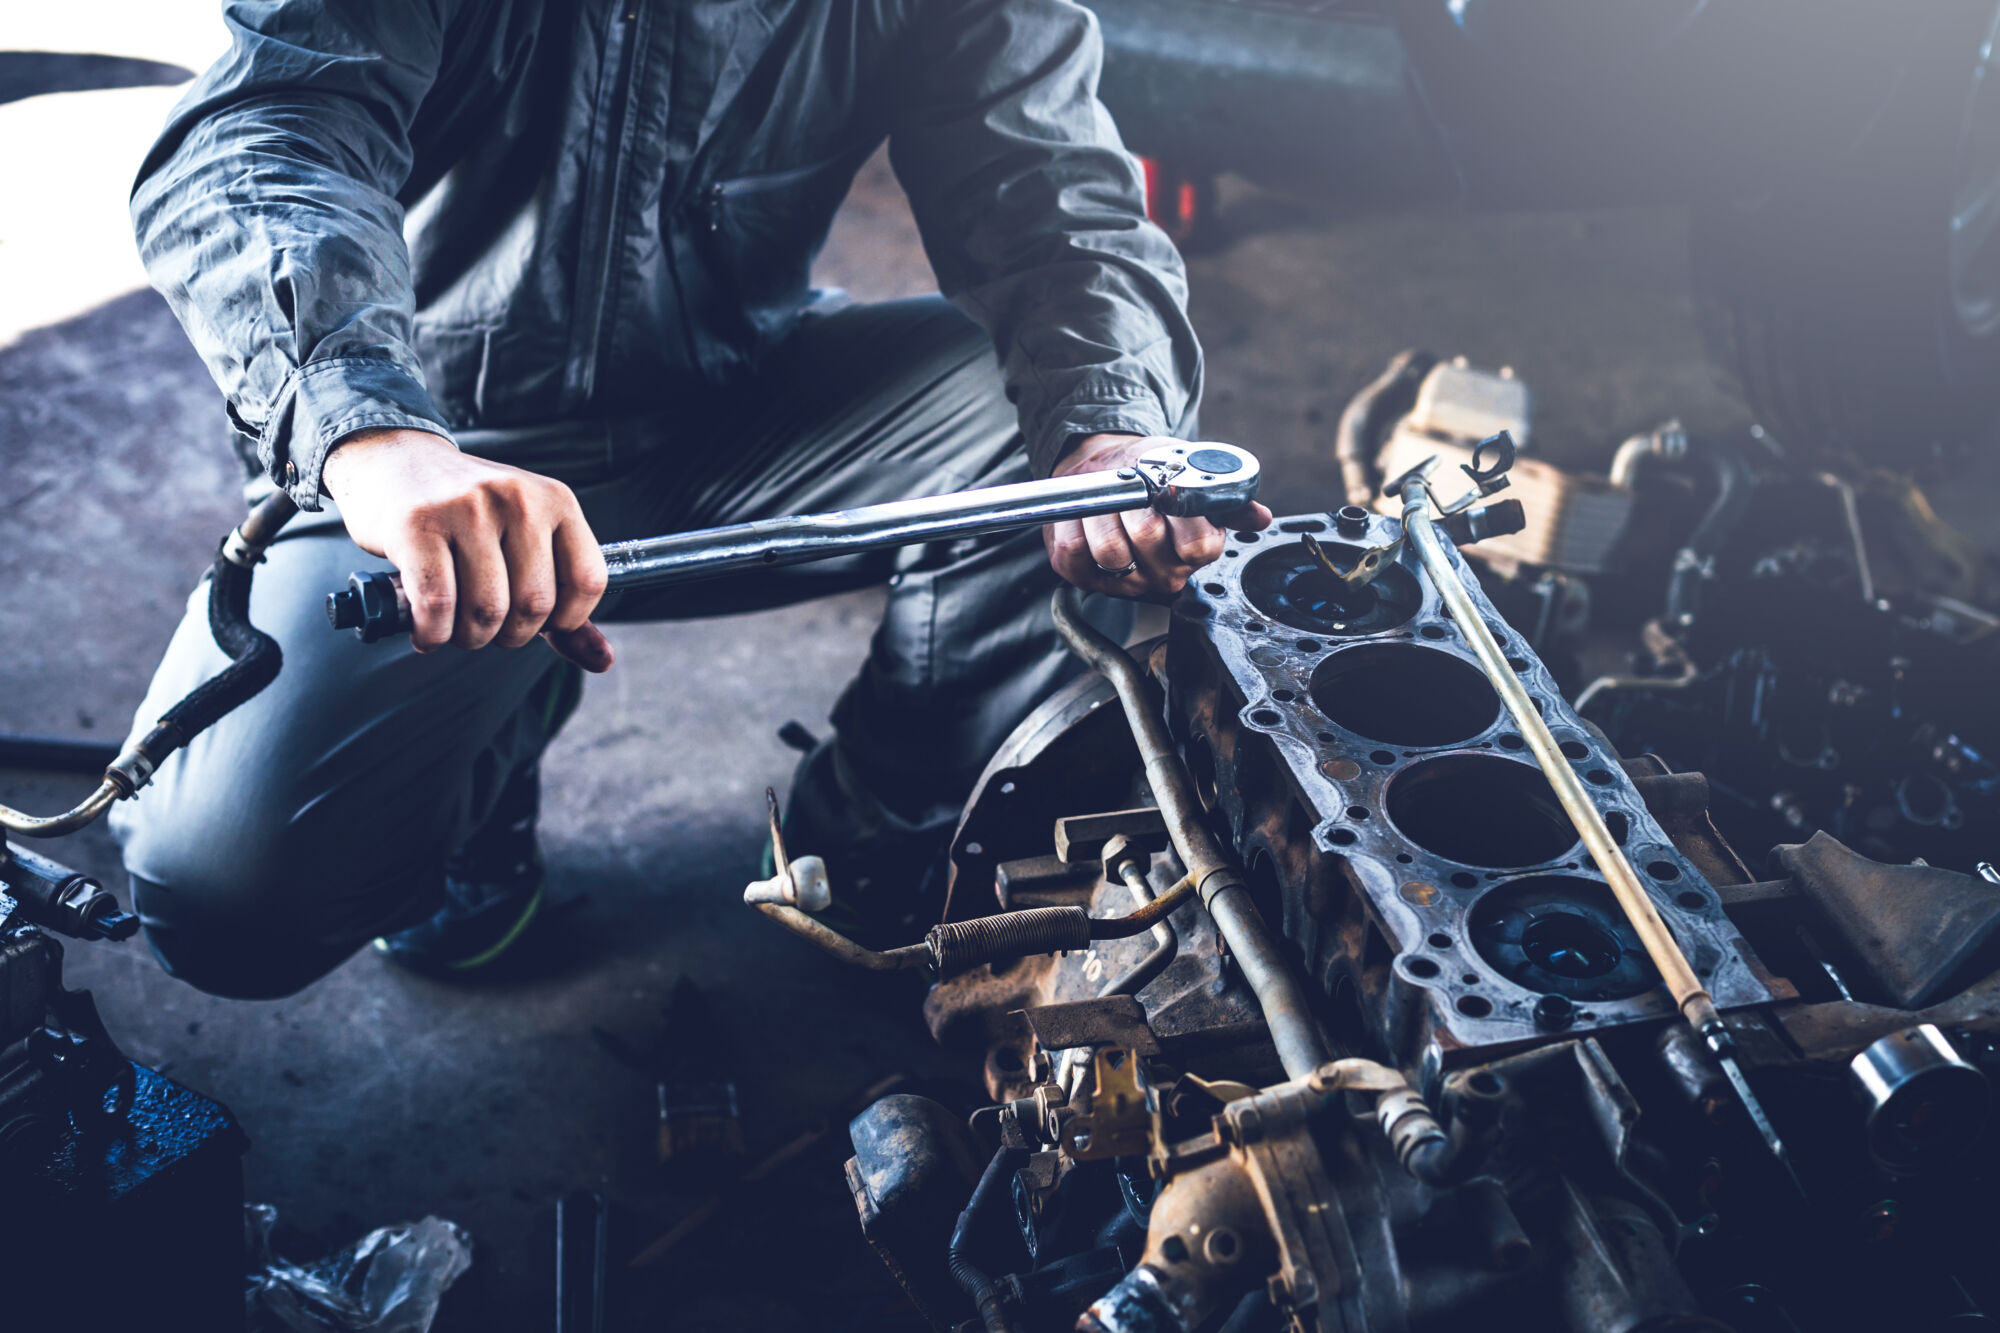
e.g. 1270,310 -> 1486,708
1399,477 -> 1800,1187
1399,479 -> 1712,1024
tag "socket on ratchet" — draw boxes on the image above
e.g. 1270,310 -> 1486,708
325,442 -> 1261,642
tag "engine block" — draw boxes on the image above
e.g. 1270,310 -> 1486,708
1165,509 -> 1782,1069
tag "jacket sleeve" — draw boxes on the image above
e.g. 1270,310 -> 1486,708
887,0 -> 1203,477
131,0 -> 457,511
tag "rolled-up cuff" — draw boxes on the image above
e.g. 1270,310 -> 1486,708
1030,392 -> 1172,478
255,356 -> 454,510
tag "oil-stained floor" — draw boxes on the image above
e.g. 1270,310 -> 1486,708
3,43 -> 1761,1329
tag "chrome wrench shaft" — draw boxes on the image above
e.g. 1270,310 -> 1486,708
326,442 -> 1261,641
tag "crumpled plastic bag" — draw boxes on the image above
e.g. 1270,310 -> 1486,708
245,1203 -> 473,1333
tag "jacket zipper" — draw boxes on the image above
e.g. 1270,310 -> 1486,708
701,160 -> 838,232
564,1 -> 642,408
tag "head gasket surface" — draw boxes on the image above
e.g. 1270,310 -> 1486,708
1167,511 -> 1778,1060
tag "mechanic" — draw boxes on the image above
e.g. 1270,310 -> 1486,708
112,0 -> 1267,996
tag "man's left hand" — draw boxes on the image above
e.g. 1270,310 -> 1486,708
1045,434 -> 1273,598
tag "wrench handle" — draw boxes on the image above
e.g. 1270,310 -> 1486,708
326,442 -> 1259,641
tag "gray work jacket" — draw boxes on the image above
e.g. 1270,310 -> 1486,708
132,0 -> 1202,512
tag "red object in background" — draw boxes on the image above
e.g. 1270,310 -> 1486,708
1139,156 -> 1204,246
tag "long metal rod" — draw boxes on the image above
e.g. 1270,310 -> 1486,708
1400,479 -> 1799,1187
1401,481 -> 1712,1023
1052,586 -> 1330,1080
602,470 -> 1153,592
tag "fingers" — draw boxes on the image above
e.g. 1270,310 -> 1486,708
548,507 -> 610,633
450,525 -> 512,651
1082,513 -> 1138,578
390,531 -> 457,652
496,519 -> 557,649
543,621 -> 616,673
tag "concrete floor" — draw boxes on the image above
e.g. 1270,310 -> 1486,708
0,49 -> 1755,1330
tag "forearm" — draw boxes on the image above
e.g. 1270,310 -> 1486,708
130,1 -> 453,509
888,0 -> 1202,477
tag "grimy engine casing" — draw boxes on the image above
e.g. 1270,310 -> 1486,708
1163,509 -> 1781,1077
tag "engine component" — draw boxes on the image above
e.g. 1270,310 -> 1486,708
1849,1025 -> 1989,1172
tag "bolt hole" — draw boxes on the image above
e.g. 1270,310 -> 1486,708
1450,872 -> 1478,888
1369,750 -> 1397,765
1647,860 -> 1682,882
1396,853 -> 1413,864
1420,625 -> 1447,640
1328,828 -> 1357,846
1558,740 -> 1589,761
1250,709 -> 1282,726
1236,531 -> 1261,543
1272,688 -> 1296,703
1507,656 -> 1530,672
1498,734 -> 1524,750
1203,583 -> 1225,596
1347,806 -> 1370,821
1457,995 -> 1493,1019
1297,639 -> 1322,652
1585,768 -> 1614,786
1468,1071 -> 1504,1096
1463,973 -> 1480,985
1407,956 -> 1441,979
1676,891 -> 1707,910
1427,932 -> 1452,949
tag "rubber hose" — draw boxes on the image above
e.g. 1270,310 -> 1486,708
950,1146 -> 1025,1333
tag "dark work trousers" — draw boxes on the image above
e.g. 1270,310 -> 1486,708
111,297 -> 1134,998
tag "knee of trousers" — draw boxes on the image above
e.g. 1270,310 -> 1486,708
114,754 -> 416,999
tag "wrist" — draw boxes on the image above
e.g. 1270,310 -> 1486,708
322,426 -> 455,500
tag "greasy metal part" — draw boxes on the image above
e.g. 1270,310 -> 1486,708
1573,619 -> 1697,714
331,444 -> 1262,637
1088,872 -> 1194,940
1052,585 -> 1331,1080
1303,531 -> 1400,591
748,903 -> 932,971
0,779 -> 119,838
1099,861 -> 1178,996
1848,1024 -> 1989,1169
1400,475 -> 1797,1187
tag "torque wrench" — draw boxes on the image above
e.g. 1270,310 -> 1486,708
325,442 -> 1261,642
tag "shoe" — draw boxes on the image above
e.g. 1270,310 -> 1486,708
774,735 -> 957,946
375,663 -> 582,977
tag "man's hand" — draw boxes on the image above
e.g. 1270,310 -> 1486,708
322,428 -> 614,670
1044,434 -> 1273,598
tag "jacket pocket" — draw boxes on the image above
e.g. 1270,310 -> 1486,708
696,153 -> 864,340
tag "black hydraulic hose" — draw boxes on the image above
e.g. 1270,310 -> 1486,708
1336,348 -> 1438,507
950,1146 -> 1025,1333
123,490 -> 297,778
2,491 -> 298,836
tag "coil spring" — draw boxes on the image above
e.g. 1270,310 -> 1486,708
926,906 -> 1093,976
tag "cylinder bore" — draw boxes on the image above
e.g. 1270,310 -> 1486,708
1308,644 -> 1502,748
1386,754 -> 1577,868
1240,542 -> 1422,636
1467,876 -> 1662,1001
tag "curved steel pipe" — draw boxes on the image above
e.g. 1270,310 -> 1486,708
1051,586 -> 1329,1079
0,779 -> 120,838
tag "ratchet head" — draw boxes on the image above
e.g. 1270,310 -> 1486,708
1132,443 -> 1261,519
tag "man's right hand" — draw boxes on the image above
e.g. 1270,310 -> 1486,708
322,428 -> 614,669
